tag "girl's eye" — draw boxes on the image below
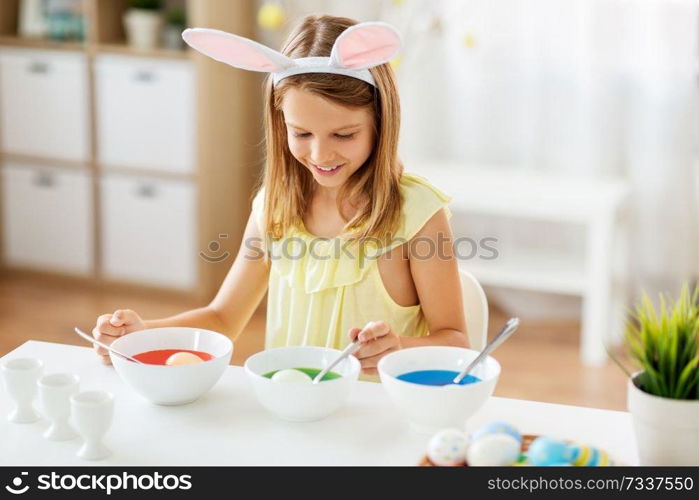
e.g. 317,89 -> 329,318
292,131 -> 355,139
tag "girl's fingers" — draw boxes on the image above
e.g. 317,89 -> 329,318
355,335 -> 395,359
109,309 -> 137,327
93,310 -> 138,363
93,341 -> 106,357
347,327 -> 362,342
93,328 -> 122,343
96,315 -> 125,337
93,332 -> 123,356
92,328 -> 116,356
359,348 -> 397,370
357,321 -> 390,342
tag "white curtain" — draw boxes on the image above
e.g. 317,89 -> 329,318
391,0 -> 699,297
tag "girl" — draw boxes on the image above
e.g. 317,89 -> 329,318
92,15 -> 468,377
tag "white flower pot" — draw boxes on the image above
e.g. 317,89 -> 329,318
123,9 -> 163,50
627,373 -> 699,465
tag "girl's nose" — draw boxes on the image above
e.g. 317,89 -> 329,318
310,140 -> 335,165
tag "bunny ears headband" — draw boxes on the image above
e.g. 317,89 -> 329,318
181,22 -> 402,87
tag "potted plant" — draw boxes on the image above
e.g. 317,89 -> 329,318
612,285 -> 699,465
162,6 -> 186,50
123,0 -> 163,50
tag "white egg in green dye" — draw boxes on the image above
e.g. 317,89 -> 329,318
271,368 -> 312,384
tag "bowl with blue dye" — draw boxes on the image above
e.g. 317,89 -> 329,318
378,346 -> 500,433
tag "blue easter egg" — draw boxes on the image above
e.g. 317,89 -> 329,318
472,421 -> 522,445
527,437 -> 575,466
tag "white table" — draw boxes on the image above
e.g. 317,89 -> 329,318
0,341 -> 638,465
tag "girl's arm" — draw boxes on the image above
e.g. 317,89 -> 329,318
349,209 -> 469,375
144,211 -> 270,340
401,207 -> 469,348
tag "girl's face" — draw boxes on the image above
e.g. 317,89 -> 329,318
282,87 -> 375,191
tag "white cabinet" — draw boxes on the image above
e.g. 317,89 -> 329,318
0,49 -> 89,162
95,55 -> 195,173
100,173 -> 197,289
2,163 -> 93,274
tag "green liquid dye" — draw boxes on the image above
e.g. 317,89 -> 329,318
263,367 -> 342,382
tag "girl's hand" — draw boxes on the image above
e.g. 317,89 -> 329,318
348,321 -> 402,376
92,309 -> 147,365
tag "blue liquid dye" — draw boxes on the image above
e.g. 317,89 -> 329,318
396,370 -> 481,386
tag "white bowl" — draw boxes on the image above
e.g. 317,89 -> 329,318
244,346 -> 360,422
110,327 -> 232,405
378,346 -> 500,433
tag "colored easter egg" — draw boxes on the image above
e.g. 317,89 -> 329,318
467,434 -> 521,466
570,444 -> 613,466
471,421 -> 522,445
165,351 -> 204,366
527,436 -> 575,466
270,368 -> 312,384
427,429 -> 469,466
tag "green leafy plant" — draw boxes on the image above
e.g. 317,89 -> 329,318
165,6 -> 186,27
611,285 -> 699,400
129,0 -> 162,10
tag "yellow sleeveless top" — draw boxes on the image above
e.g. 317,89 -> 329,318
252,173 -> 451,353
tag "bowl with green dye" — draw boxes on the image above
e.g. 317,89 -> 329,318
244,346 -> 360,422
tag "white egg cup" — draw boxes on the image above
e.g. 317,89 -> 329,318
70,390 -> 114,460
1,358 -> 44,423
38,373 -> 80,441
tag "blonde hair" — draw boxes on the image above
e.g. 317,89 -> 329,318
259,14 -> 403,245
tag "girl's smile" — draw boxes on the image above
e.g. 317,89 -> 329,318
311,162 -> 345,176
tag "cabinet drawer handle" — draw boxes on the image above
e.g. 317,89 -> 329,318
135,184 -> 157,198
33,172 -> 56,188
134,70 -> 156,83
27,61 -> 50,74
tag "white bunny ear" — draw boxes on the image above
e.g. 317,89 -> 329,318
330,22 -> 402,70
182,28 -> 295,73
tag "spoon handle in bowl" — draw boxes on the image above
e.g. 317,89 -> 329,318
452,317 -> 520,384
73,327 -> 144,364
312,339 -> 361,384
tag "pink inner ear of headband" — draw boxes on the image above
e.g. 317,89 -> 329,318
337,25 -> 400,69
188,31 -> 284,71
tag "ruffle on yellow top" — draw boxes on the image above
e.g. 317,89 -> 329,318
253,173 -> 451,294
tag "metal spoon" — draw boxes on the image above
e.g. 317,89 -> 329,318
73,327 -> 145,365
452,317 -> 520,385
312,339 -> 362,384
